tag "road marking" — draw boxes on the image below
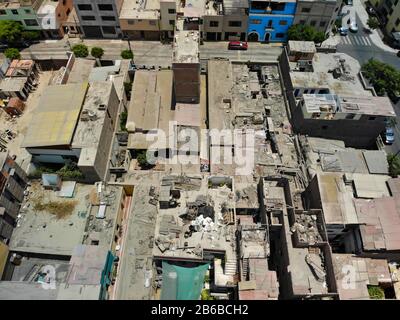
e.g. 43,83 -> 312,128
353,36 -> 361,45
364,37 -> 371,45
342,37 -> 349,44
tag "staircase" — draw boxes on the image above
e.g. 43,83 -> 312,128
224,259 -> 238,276
242,258 -> 249,281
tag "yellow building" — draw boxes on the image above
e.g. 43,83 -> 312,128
373,0 -> 400,34
0,242 -> 9,278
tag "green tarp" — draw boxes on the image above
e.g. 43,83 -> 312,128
160,261 -> 210,300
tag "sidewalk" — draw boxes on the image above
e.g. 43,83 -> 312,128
353,0 -> 397,53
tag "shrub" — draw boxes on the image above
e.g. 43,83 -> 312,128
72,44 -> 89,58
368,285 -> 384,299
121,49 -> 134,60
91,46 -> 104,59
4,48 -> 20,60
120,111 -> 128,132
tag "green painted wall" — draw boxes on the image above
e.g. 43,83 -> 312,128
0,7 -> 41,30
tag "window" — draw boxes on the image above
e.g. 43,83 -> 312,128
101,16 -> 116,21
24,9 -> 31,14
210,21 -> 219,27
368,116 -> 376,120
310,89 -> 315,94
275,33 -> 285,38
102,26 -> 116,34
149,20 -> 156,25
78,4 -> 92,11
169,20 -> 175,25
228,21 -> 242,27
11,9 -> 18,15
299,20 -> 306,24
346,114 -> 355,119
168,8 -> 176,14
320,21 -> 326,27
396,18 -> 400,26
250,19 -> 261,24
322,125 -> 328,130
128,20 -> 135,25
0,10 -> 5,15
91,240 -> 99,245
279,20 -> 287,26
98,4 -> 113,11
24,19 -> 39,26
301,7 -> 311,13
82,15 -> 96,21
310,20 -> 316,26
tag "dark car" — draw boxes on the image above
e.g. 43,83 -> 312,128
228,41 -> 248,50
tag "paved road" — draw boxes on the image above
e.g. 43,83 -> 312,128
17,38 -> 283,66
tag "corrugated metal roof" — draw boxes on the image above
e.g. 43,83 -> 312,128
22,82 -> 88,148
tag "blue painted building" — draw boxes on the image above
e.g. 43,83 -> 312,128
247,0 -> 297,42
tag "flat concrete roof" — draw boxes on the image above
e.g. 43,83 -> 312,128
9,182 -> 95,256
288,41 -> 317,54
22,82 -> 88,148
67,58 -> 95,84
0,282 -> 59,300
0,77 -> 28,92
173,21 -> 199,63
119,0 -> 160,19
290,53 -> 373,97
207,59 -> 234,132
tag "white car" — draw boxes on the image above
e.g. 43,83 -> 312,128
349,21 -> 358,33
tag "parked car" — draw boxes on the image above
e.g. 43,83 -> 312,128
339,27 -> 349,36
228,41 -> 248,50
366,6 -> 376,16
346,0 -> 353,5
349,21 -> 358,33
385,127 -> 395,145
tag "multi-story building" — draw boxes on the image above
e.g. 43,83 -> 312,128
247,0 -> 297,42
375,0 -> 400,35
0,0 -> 74,38
293,0 -> 342,36
0,152 -> 28,243
74,0 -> 123,38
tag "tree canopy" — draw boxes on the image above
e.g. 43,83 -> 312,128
362,59 -> 400,101
287,24 -> 327,44
367,17 -> 380,30
121,49 -> 134,60
0,20 -> 23,43
387,153 -> 400,177
91,46 -> 104,59
4,48 -> 21,60
72,44 -> 89,58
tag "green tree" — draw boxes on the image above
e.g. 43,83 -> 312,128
387,153 -> 400,177
367,17 -> 380,30
121,49 -> 134,60
22,31 -> 40,41
72,44 -> 89,58
91,46 -> 104,59
4,48 -> 21,60
0,20 -> 23,43
368,286 -> 385,299
137,151 -> 151,169
119,111 -> 128,132
287,24 -> 324,43
362,59 -> 400,101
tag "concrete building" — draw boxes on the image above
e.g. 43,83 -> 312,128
74,0 -> 123,38
247,0 -> 297,42
0,152 -> 28,242
172,17 -> 201,103
0,0 -> 74,38
371,0 -> 400,37
119,0 -> 160,40
279,41 -> 395,148
292,93 -> 395,148
21,61 -> 121,183
293,0 -> 342,35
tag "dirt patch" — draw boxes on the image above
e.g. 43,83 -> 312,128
32,196 -> 78,219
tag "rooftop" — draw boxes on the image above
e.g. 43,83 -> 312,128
0,77 -> 28,92
21,82 -> 88,148
5,59 -> 34,77
289,53 -> 373,97
173,21 -> 200,64
288,41 -> 317,54
300,136 -> 389,176
119,0 -> 160,20
153,175 -> 237,262
67,58 -> 95,84
9,182 -> 93,256
333,254 -> 391,300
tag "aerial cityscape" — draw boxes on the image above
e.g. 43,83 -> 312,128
0,0 -> 399,303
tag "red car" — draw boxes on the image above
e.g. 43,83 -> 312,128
228,41 -> 248,50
